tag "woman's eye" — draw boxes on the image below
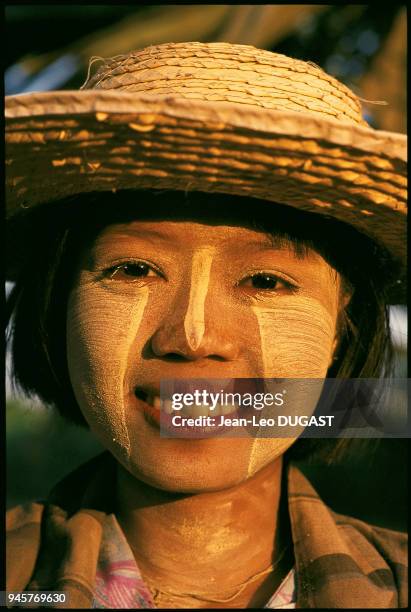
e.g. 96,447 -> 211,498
240,273 -> 295,292
108,262 -> 158,281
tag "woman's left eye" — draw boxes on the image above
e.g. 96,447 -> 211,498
107,262 -> 159,281
239,273 -> 295,292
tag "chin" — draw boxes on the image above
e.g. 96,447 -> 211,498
121,437 -> 294,494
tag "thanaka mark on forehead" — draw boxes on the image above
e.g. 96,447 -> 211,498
184,248 -> 215,351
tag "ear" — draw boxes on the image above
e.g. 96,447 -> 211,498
329,285 -> 353,367
341,291 -> 353,309
340,278 -> 354,309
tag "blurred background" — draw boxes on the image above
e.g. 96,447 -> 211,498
6,4 -> 407,530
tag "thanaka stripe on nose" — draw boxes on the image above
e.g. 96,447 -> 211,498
184,248 -> 215,351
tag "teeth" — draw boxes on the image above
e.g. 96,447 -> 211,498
163,399 -> 173,414
152,396 -> 161,409
181,403 -> 217,418
221,403 -> 235,416
193,404 -> 214,417
212,404 -> 221,417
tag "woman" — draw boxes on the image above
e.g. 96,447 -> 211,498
6,42 -> 407,608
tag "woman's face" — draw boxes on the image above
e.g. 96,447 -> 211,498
67,211 -> 341,492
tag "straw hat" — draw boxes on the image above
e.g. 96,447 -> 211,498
5,42 -> 407,300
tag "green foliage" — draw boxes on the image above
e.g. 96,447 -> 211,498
7,398 -> 102,508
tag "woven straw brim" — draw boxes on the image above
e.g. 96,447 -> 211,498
6,90 -> 407,300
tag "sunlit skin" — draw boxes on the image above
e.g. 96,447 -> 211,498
67,214 -> 343,607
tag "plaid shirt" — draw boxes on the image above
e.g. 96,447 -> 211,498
7,452 -> 407,608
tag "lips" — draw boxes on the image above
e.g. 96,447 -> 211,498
135,379 -> 264,406
133,379 -> 263,437
135,387 -> 162,409
133,387 -> 163,428
134,381 -> 242,418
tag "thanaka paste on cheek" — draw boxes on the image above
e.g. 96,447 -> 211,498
184,248 -> 215,350
246,296 -> 338,477
67,279 -> 149,465
251,298 -> 337,377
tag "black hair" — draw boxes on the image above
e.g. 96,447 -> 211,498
6,190 -> 397,462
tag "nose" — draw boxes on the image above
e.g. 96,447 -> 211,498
150,250 -> 239,362
150,318 -> 239,361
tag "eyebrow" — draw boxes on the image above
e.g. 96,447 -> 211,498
100,226 -> 176,241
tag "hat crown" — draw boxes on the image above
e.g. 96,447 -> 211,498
82,41 -> 366,126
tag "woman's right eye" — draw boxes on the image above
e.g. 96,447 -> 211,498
238,272 -> 297,294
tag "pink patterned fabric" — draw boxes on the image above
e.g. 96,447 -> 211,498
92,514 -> 296,609
265,568 -> 296,609
93,515 -> 155,608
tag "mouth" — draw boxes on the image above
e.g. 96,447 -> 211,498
134,385 -> 240,417
135,387 -> 162,409
133,384 -> 243,437
133,387 -> 163,427
132,378 -> 269,438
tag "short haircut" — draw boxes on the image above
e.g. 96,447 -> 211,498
6,190 -> 397,462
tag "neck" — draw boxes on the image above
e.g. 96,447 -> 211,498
115,457 -> 291,606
